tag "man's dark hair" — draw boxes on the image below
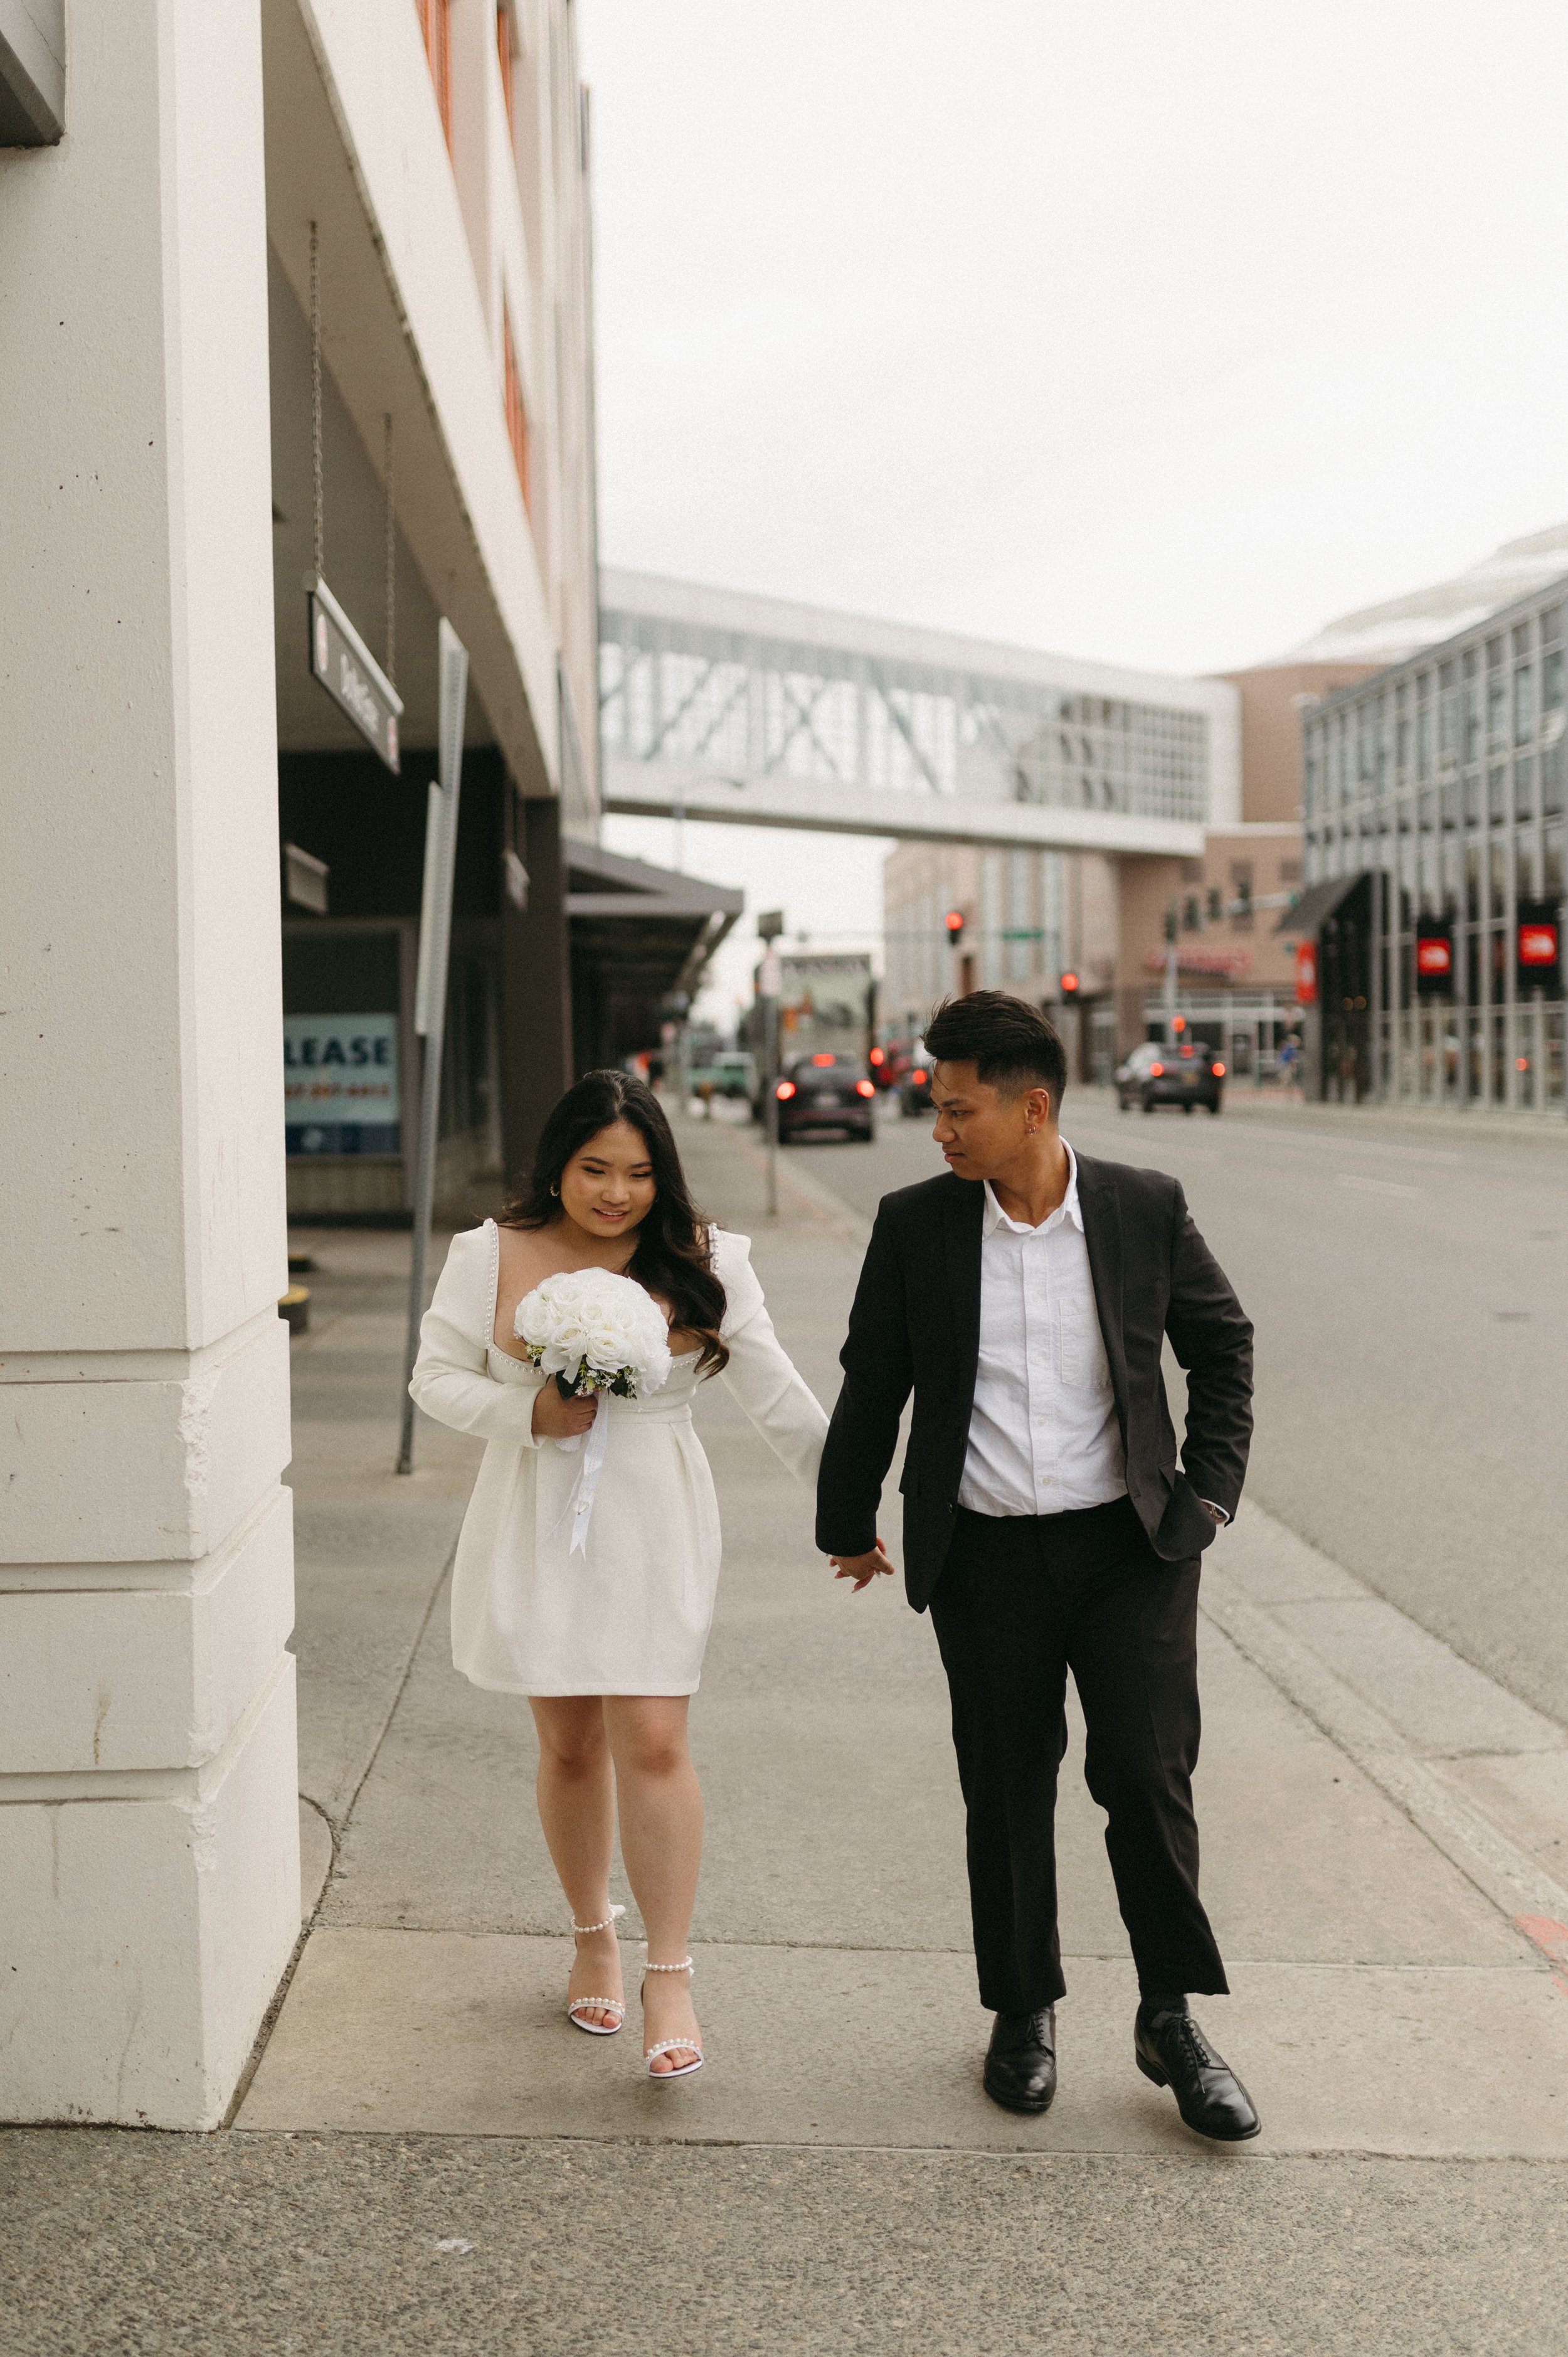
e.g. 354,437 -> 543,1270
923,991 -> 1068,1111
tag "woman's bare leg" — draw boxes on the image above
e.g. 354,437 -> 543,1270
603,1696 -> 703,2071
529,1695 -> 622,2028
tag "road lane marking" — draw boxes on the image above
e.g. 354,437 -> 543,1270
1335,1174 -> 1421,1198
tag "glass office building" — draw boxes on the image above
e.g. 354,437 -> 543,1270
1301,580 -> 1566,1112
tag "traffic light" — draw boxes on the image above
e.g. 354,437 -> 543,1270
945,909 -> 965,945
1059,971 -> 1081,1000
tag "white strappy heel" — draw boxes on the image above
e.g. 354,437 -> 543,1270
566,1903 -> 626,2036
642,1955 -> 703,2080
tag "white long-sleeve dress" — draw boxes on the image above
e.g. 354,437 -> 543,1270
408,1220 -> 829,1696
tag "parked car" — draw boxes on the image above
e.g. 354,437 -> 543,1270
771,1051 -> 877,1142
1116,1039 -> 1226,1114
897,1041 -> 935,1117
692,1050 -> 756,1101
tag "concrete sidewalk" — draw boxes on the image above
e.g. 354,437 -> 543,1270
6,1110 -> 1568,2354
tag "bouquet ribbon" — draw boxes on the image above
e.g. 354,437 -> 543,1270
556,1393 -> 610,1557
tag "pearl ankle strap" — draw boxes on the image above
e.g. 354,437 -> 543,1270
571,1903 -> 625,1937
643,1955 -> 694,1974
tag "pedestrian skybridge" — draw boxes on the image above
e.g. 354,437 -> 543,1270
599,570 -> 1239,857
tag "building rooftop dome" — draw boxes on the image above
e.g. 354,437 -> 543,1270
1273,522 -> 1568,667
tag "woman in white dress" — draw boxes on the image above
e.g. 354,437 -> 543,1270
409,1070 -> 827,2078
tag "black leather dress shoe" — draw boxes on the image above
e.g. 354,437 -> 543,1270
983,2007 -> 1057,2114
1135,2008 -> 1260,2142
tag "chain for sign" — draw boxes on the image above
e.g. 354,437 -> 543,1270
310,220 -> 324,583
384,412 -> 396,686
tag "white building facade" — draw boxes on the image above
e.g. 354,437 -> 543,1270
0,0 -> 603,2127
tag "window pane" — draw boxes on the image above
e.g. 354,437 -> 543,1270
1515,755 -> 1537,822
1515,664 -> 1535,744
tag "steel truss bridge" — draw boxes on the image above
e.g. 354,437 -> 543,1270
598,570 -> 1239,857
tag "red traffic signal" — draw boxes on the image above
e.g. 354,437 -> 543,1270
945,908 -> 965,942
1059,971 -> 1080,999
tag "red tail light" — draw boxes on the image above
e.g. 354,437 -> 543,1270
911,1068 -> 927,1085
856,1078 -> 876,1097
1212,1061 -> 1226,1077
810,1053 -> 835,1066
775,1080 -> 796,1100
1150,1061 -> 1165,1077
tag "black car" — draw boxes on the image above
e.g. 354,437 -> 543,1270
772,1052 -> 877,1142
1115,1040 -> 1226,1114
892,1040 -> 935,1117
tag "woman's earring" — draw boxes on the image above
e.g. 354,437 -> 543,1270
550,1183 -> 560,1197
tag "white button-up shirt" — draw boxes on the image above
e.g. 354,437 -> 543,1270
956,1144 -> 1129,1519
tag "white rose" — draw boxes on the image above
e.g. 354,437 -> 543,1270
514,1267 -> 672,1396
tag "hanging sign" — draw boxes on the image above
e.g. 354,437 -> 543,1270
1294,941 -> 1317,1006
307,575 -> 403,772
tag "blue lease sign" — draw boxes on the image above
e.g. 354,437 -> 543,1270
284,1014 -> 401,1156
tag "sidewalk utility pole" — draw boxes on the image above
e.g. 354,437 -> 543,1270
1163,900 -> 1179,1041
398,619 -> 469,1473
758,910 -> 784,1218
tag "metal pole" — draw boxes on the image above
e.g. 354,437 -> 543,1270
764,990 -> 779,1216
396,619 -> 469,1474
1163,903 -> 1179,1042
757,913 -> 784,1218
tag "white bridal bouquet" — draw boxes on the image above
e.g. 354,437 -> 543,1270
514,1266 -> 673,1403
513,1269 -> 672,1554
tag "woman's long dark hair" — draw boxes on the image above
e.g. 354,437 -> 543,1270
499,1070 -> 729,1376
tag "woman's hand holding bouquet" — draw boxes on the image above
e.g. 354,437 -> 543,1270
531,1381 -> 598,1442
516,1267 -> 672,1435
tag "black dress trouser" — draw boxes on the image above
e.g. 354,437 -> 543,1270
927,1494 -> 1228,2014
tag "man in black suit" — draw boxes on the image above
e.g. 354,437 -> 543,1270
817,991 -> 1259,2140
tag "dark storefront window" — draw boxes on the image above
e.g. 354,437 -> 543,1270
282,928 -> 403,1157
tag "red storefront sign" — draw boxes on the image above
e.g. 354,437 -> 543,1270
1295,941 -> 1317,1006
1415,922 -> 1454,1000
1519,920 -> 1559,969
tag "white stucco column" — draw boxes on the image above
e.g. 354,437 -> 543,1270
0,2 -> 299,2127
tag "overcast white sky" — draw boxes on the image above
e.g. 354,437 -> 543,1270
579,0 -> 1568,1026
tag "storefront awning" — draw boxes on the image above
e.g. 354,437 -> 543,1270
565,838 -> 742,999
564,838 -> 743,1070
1273,871 -> 1369,937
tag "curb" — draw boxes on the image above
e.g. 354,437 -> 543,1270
1201,1543 -> 1568,1984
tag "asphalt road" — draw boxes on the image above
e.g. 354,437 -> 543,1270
785,1089 -> 1568,1735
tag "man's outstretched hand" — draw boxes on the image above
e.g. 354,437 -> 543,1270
830,1543 -> 896,1593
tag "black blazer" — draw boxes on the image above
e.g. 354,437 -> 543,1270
814,1155 -> 1254,1611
